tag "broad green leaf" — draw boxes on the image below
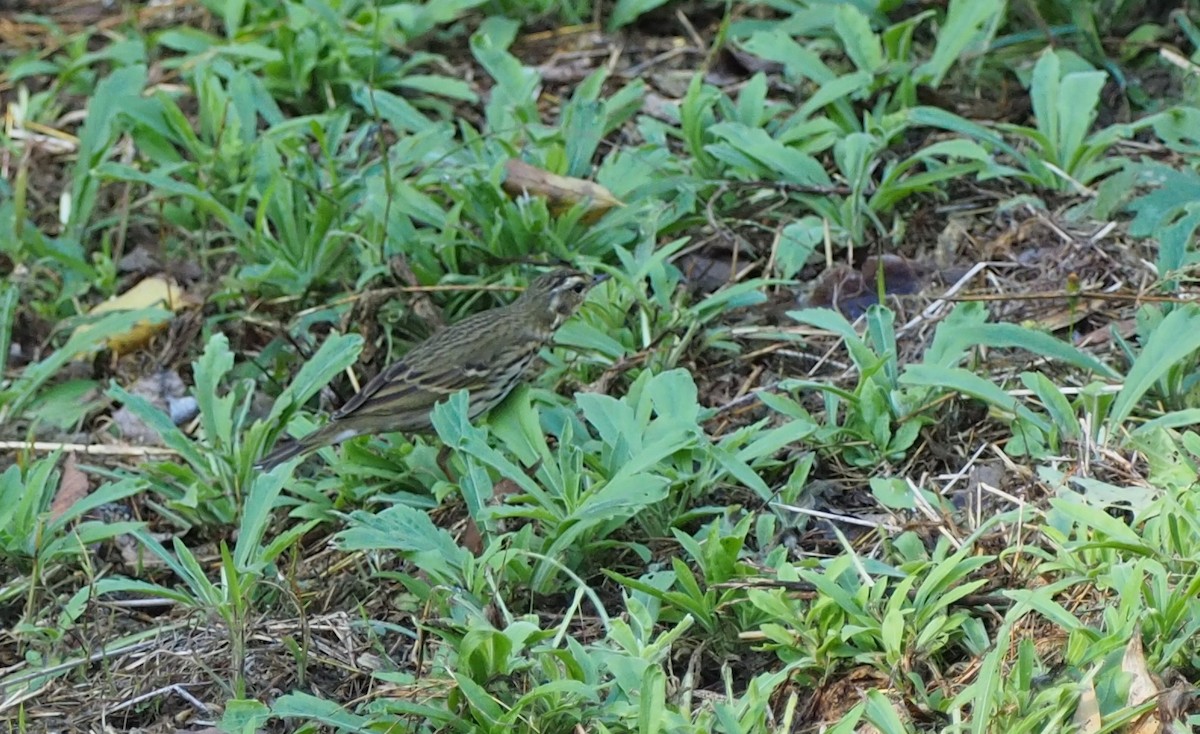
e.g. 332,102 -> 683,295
742,29 -> 837,84
916,0 -> 1002,85
107,384 -> 205,467
454,674 -> 505,725
905,106 -> 1040,181
1020,371 -> 1081,440
270,692 -> 374,731
609,0 -> 671,30
265,332 -> 363,426
0,284 -> 17,380
397,74 -> 479,102
337,504 -> 471,584
9,307 -> 169,418
638,664 -> 667,734
1110,305 -> 1200,427
578,392 -> 639,450
562,95 -> 606,177
1029,51 -> 1062,160
709,123 -> 832,186
94,162 -> 251,238
833,5 -> 884,74
70,65 -> 147,236
1057,72 -> 1107,171
900,364 -> 1050,431
924,316 -> 1116,378
194,334 -> 236,450
220,698 -> 270,734
46,478 -> 145,535
234,469 -> 289,570
351,85 -> 431,132
863,688 -> 908,731
788,308 -> 877,370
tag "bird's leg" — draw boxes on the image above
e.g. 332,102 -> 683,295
436,444 -> 453,481
524,458 -> 543,479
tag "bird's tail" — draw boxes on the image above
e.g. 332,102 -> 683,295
254,423 -> 359,471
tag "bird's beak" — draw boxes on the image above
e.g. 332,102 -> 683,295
592,273 -> 611,285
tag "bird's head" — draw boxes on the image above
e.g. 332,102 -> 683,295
517,268 -> 607,330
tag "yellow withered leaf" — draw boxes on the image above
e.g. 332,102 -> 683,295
502,159 -> 623,224
71,276 -> 193,357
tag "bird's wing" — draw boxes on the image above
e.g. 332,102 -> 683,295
330,355 -> 493,422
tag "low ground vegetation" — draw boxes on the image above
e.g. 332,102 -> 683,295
3,0 -> 1200,731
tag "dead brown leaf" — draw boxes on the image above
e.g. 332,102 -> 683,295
1160,676 -> 1195,734
502,159 -> 623,224
805,254 -> 925,318
1124,634 -> 1162,734
49,452 -> 89,522
1072,676 -> 1101,733
390,255 -> 444,330
70,276 -> 201,358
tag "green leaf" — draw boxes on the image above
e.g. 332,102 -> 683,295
787,308 -> 877,371
775,218 -> 823,278
81,577 -> 199,608
742,29 -> 838,84
70,65 -> 147,236
863,688 -> 908,731
1056,72 -> 1107,171
794,70 -> 871,124
1003,587 -> 1086,632
194,334 -> 236,450
833,5 -> 884,74
9,307 -> 171,418
219,698 -> 270,734
1135,408 -> 1200,436
0,284 -> 17,380
916,0 -> 1002,85
94,162 -> 251,239
219,0 -> 247,36
107,383 -> 205,467
0,458 -> 59,557
234,469 -> 289,571
562,95 -> 606,178
577,392 -> 638,450
433,391 -> 551,506
924,314 -> 1116,378
471,17 -> 539,132
397,74 -> 479,102
351,85 -> 431,132
46,478 -> 145,536
336,505 -> 471,585
905,106 -> 1041,182
454,674 -> 506,725
709,123 -> 832,186
1109,305 -> 1200,427
638,665 -> 667,734
265,332 -> 363,427
1020,371 -> 1081,440
900,364 -> 1050,431
535,473 -> 669,589
712,446 -> 771,500
609,0 -> 672,31
870,477 -> 913,510
736,73 -> 769,127
270,692 -> 374,732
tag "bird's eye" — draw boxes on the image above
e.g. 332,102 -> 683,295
571,282 -> 586,294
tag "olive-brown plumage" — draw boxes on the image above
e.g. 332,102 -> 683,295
256,269 -> 603,470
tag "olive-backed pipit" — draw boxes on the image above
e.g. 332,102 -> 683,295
256,269 -> 604,469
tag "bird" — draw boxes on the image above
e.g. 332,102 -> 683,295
256,268 -> 606,470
